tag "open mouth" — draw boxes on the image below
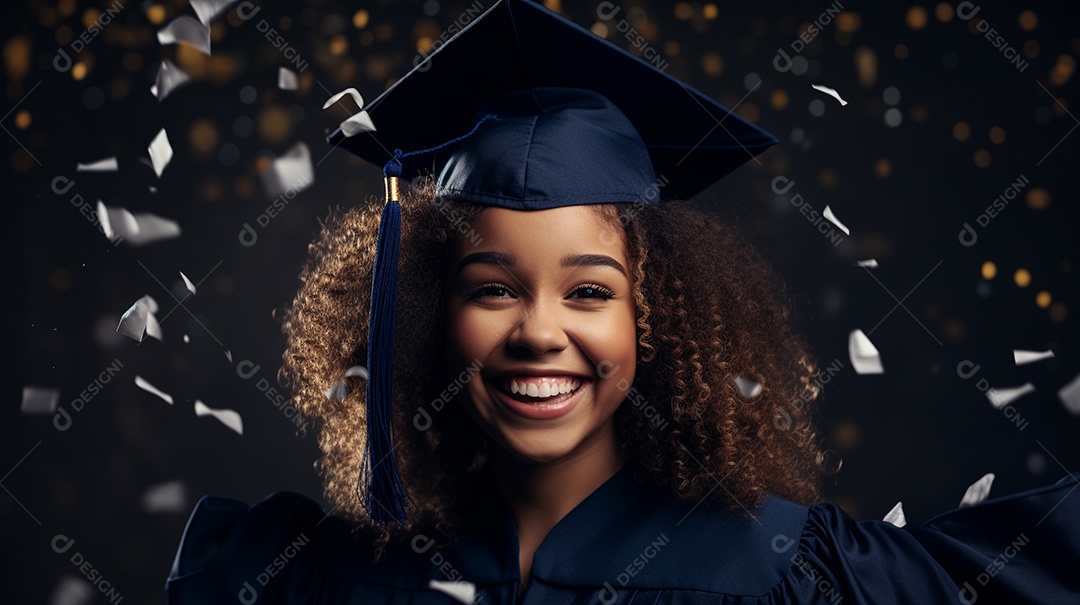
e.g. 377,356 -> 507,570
493,376 -> 588,404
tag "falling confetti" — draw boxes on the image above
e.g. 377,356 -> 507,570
195,399 -> 244,435
856,259 -> 879,268
278,67 -> 299,90
141,480 -> 188,513
157,16 -> 211,56
345,365 -> 369,379
180,271 -> 197,295
145,309 -> 164,341
734,376 -> 762,399
959,473 -> 995,508
47,576 -> 95,605
1057,371 -> 1080,415
326,381 -> 349,403
21,386 -> 60,414
261,141 -> 314,199
1014,349 -> 1055,365
323,87 -> 364,110
152,59 -> 191,101
986,383 -> 1035,409
148,128 -> 173,178
224,349 -> 233,362
823,205 -> 851,235
117,296 -> 153,341
323,87 -> 377,136
882,501 -> 906,527
76,157 -> 118,172
428,580 -> 476,605
191,0 -> 237,25
811,83 -> 849,106
848,329 -> 884,374
98,201 -> 181,246
135,375 -> 174,404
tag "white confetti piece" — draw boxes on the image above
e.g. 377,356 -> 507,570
180,271 -> 197,295
882,501 -> 906,527
98,201 -> 181,246
149,128 -> 173,178
811,83 -> 848,106
322,87 -> 364,110
261,141 -> 314,199
278,67 -> 298,90
190,0 -> 236,25
225,349 -> 233,362
1058,371 -> 1080,415
143,294 -> 160,314
339,110 -> 377,137
195,399 -> 243,435
428,580 -> 476,605
848,329 -> 883,374
152,59 -> 191,101
959,473 -> 995,508
76,157 -> 118,172
326,381 -> 349,403
157,16 -> 211,55
145,310 -> 164,341
822,205 -> 850,235
117,296 -> 153,341
48,575 -> 95,605
183,334 -> 190,343
21,386 -> 60,415
856,259 -> 878,268
1014,349 -> 1055,365
345,365 -> 369,379
734,376 -> 762,399
986,383 -> 1035,409
141,480 -> 188,513
135,375 -> 174,404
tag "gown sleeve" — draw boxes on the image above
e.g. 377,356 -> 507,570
790,472 -> 1080,604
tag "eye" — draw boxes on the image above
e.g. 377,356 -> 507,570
569,283 -> 616,300
466,282 -> 516,300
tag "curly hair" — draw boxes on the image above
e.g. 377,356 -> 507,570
278,175 -> 827,560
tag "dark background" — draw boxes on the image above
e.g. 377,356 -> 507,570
4,0 -> 1080,602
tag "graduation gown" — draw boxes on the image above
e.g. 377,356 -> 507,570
165,465 -> 1080,604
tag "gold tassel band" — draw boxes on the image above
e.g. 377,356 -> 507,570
384,176 -> 400,203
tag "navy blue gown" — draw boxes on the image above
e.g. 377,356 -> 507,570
165,465 -> 1080,604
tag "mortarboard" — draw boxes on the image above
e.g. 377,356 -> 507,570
325,0 -> 779,526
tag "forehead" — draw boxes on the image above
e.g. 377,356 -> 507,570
453,205 -> 628,263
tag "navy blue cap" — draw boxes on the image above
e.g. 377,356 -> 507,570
325,0 -> 778,527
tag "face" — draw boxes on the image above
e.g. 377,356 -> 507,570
444,205 -> 638,465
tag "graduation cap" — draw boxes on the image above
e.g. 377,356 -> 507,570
325,0 -> 779,526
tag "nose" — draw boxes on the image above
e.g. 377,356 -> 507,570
506,298 -> 570,355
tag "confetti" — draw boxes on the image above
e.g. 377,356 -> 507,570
882,501 -> 906,527
21,386 -> 60,415
141,480 -> 188,513
148,128 -> 173,178
823,205 -> 850,235
157,16 -> 211,56
180,271 -> 197,295
47,576 -> 95,605
959,473 -> 995,508
986,382 -> 1034,409
261,141 -> 314,199
848,329 -> 884,374
117,296 -> 153,341
428,580 -> 476,605
183,334 -> 190,343
856,259 -> 878,268
1014,349 -> 1055,365
76,157 -> 118,172
811,83 -> 849,106
98,201 -> 181,246
1057,371 -> 1080,415
326,381 -> 349,403
224,349 -> 233,362
345,365 -> 369,380
339,110 -> 377,137
135,375 -> 174,404
152,59 -> 191,101
278,67 -> 299,90
734,376 -> 762,399
145,309 -> 164,341
195,399 -> 244,435
322,87 -> 364,110
190,0 -> 237,25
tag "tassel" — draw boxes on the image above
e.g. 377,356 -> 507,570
358,149 -> 411,526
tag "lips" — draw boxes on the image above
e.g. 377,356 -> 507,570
488,376 -> 589,420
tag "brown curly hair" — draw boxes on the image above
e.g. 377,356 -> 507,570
278,175 -> 827,560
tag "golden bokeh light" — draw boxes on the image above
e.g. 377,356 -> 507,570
981,261 -> 997,280
1014,268 -> 1032,287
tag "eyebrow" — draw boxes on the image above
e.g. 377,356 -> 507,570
456,251 -> 627,277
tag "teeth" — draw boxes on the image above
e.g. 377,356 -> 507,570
507,377 -> 581,398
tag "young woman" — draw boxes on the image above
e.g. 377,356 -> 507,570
166,1 -> 1079,603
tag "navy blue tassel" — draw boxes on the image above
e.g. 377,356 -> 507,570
359,150 -> 411,526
